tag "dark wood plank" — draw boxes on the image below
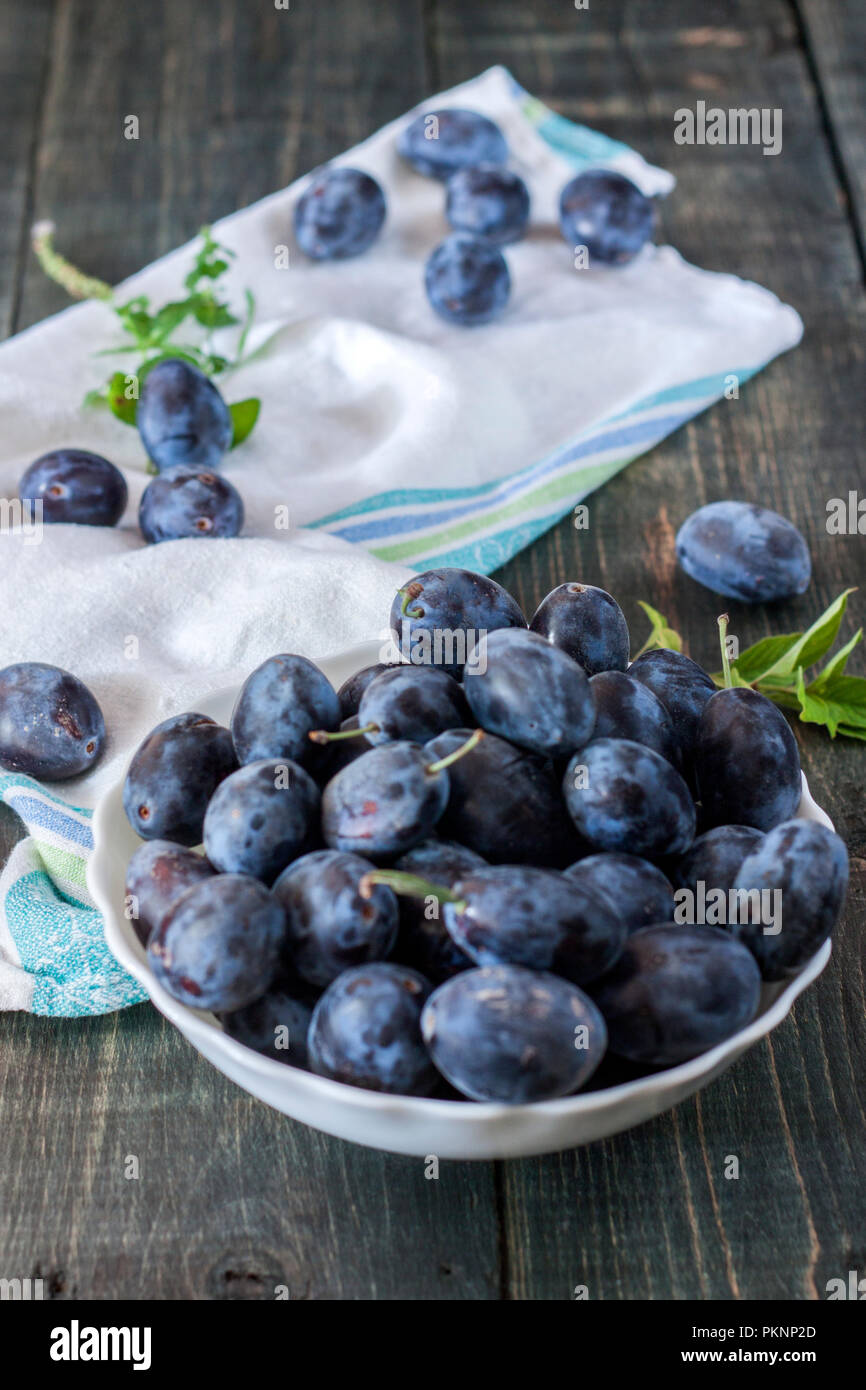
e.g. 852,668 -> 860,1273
0,0 -> 501,1302
796,0 -> 866,265
0,0 -> 54,333
0,1005 -> 499,1300
430,0 -> 866,1299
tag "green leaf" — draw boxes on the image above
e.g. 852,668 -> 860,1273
193,298 -> 238,330
720,631 -> 803,685
83,388 -> 109,409
632,602 -> 682,659
235,289 -> 256,362
761,590 -> 855,680
149,298 -> 195,342
106,369 -> 140,425
836,725 -> 866,742
795,666 -> 866,737
808,628 -> 863,693
229,398 -> 261,448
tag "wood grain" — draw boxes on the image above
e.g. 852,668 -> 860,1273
0,0 -> 863,1301
0,0 -> 498,1304
460,0 -> 866,1300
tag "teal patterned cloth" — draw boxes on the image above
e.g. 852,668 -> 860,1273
0,774 -> 146,1015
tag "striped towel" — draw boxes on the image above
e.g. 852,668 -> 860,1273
0,775 -> 146,1013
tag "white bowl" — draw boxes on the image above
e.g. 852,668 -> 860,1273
88,640 -> 834,1159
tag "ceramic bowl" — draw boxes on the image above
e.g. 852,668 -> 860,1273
88,640 -> 834,1159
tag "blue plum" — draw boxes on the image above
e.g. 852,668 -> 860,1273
19,448 -> 127,527
591,924 -> 761,1066
0,662 -> 105,781
273,849 -> 398,989
391,839 -> 485,982
231,653 -> 340,767
421,965 -> 607,1102
628,648 -> 716,763
694,687 -> 801,831
147,873 -> 284,1012
427,727 -> 582,867
589,670 -> 679,765
445,164 -> 530,244
463,628 -> 595,758
202,758 -> 321,883
308,962 -> 438,1095
124,839 -> 214,946
123,712 -> 236,845
320,736 -> 472,858
222,986 -> 312,1069
337,663 -> 393,720
559,169 -> 655,265
671,825 -> 764,899
391,566 -> 526,676
424,234 -> 510,326
348,665 -> 468,745
730,819 -> 848,979
439,864 -> 625,985
563,738 -> 696,858
529,582 -> 629,675
137,358 -> 232,473
294,166 -> 386,260
565,852 -> 674,935
138,464 -> 243,543
676,501 -> 811,603
398,108 -> 508,180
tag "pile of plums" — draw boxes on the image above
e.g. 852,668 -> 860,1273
121,566 -> 849,1105
294,105 -> 657,325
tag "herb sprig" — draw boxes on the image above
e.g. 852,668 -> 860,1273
31,221 -> 260,450
634,590 -> 866,740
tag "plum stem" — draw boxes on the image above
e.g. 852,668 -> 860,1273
425,727 -> 484,774
718,613 -> 733,688
32,222 -> 114,302
359,869 -> 465,910
400,581 -> 424,618
309,722 -> 377,745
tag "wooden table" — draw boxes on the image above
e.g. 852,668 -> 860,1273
1,0 -> 863,1300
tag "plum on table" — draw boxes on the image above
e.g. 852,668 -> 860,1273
123,712 -> 236,846
676,501 -> 811,602
0,662 -> 105,781
19,448 -> 127,527
137,358 -> 232,474
424,234 -> 510,326
294,166 -> 386,260
398,108 -> 508,180
445,164 -> 530,244
559,169 -> 655,265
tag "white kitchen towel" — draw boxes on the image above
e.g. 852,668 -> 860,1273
0,66 -> 802,1013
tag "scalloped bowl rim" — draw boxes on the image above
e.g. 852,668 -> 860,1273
88,639 -> 834,1157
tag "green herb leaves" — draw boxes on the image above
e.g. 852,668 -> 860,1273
631,602 -> 683,659
32,222 -> 261,451
634,590 -> 866,740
